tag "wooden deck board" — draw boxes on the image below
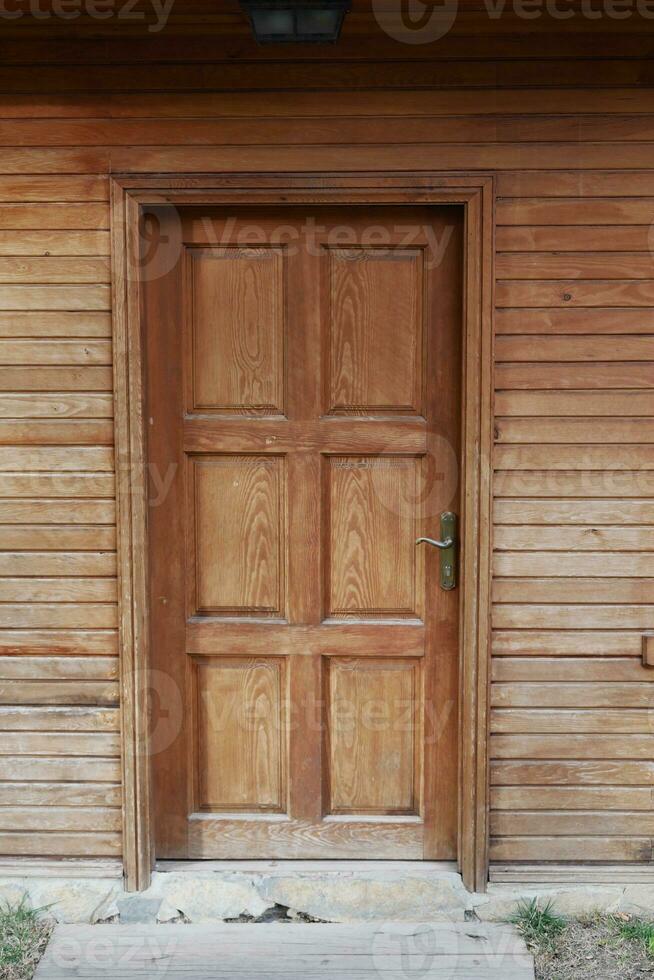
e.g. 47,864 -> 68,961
35,923 -> 534,980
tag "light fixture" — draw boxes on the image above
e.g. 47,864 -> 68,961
240,1 -> 351,43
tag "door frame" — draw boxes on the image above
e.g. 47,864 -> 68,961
110,172 -> 494,893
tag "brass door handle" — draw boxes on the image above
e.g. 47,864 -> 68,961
415,512 -> 457,591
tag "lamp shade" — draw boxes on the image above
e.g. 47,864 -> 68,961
240,1 -> 351,43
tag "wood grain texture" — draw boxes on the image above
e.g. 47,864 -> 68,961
187,817 -> 424,860
328,248 -> 422,414
189,247 -> 285,414
194,658 -> 286,813
491,734 -> 654,760
492,166 -> 654,880
0,681 -> 118,706
492,787 -> 654,809
0,832 -> 120,857
0,174 -> 119,864
0,22 -> 651,874
492,684 -> 654,709
34,921 -> 534,980
145,203 -> 463,867
491,812 -> 654,836
0,783 -> 120,806
492,631 -> 645,657
489,837 -> 652,862
494,470 -> 654,497
0,732 -> 119,756
191,455 -> 285,616
0,757 -> 120,781
327,456 -> 421,618
491,760 -> 654,786
494,500 -> 654,523
326,658 -> 420,815
492,709 -> 654,734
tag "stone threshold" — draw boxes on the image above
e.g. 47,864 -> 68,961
2,861 -> 653,924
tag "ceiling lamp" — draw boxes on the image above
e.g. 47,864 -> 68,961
240,1 -> 351,43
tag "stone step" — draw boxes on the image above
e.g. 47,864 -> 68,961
139,863 -> 472,924
3,861 -> 653,924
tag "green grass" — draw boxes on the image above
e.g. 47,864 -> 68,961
510,898 -> 567,950
612,916 -> 654,958
0,898 -> 52,980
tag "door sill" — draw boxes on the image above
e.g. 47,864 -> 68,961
156,859 -> 458,873
150,859 -> 467,921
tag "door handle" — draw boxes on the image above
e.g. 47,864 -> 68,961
416,511 -> 457,591
415,536 -> 453,550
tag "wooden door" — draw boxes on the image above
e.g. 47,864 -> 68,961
144,205 -> 463,860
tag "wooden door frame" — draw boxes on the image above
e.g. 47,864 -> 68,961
110,173 -> 494,894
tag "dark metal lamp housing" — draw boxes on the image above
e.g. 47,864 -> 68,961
240,1 -> 351,43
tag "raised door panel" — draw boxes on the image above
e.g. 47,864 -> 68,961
188,247 -> 285,414
326,658 -> 421,815
326,455 -> 423,619
193,658 -> 286,813
190,455 -> 285,617
327,248 -> 424,415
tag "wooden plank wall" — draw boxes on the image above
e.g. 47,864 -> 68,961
0,178 -> 121,858
492,177 -> 654,863
0,1 -> 653,868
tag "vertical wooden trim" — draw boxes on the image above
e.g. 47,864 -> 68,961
479,180 -> 495,893
457,180 -> 494,894
475,181 -> 494,894
111,182 -> 153,891
112,174 -> 494,894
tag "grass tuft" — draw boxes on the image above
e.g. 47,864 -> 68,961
612,917 -> 654,958
510,898 -> 567,951
0,897 -> 52,980
509,909 -> 654,979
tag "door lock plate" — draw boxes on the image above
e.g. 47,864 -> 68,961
439,511 -> 457,591
416,512 -> 458,590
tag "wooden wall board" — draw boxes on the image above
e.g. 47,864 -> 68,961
0,18 -> 651,883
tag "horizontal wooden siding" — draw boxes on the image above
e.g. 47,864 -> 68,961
0,182 -> 120,858
0,4 -> 653,866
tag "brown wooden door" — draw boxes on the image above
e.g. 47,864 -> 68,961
144,205 -> 462,860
